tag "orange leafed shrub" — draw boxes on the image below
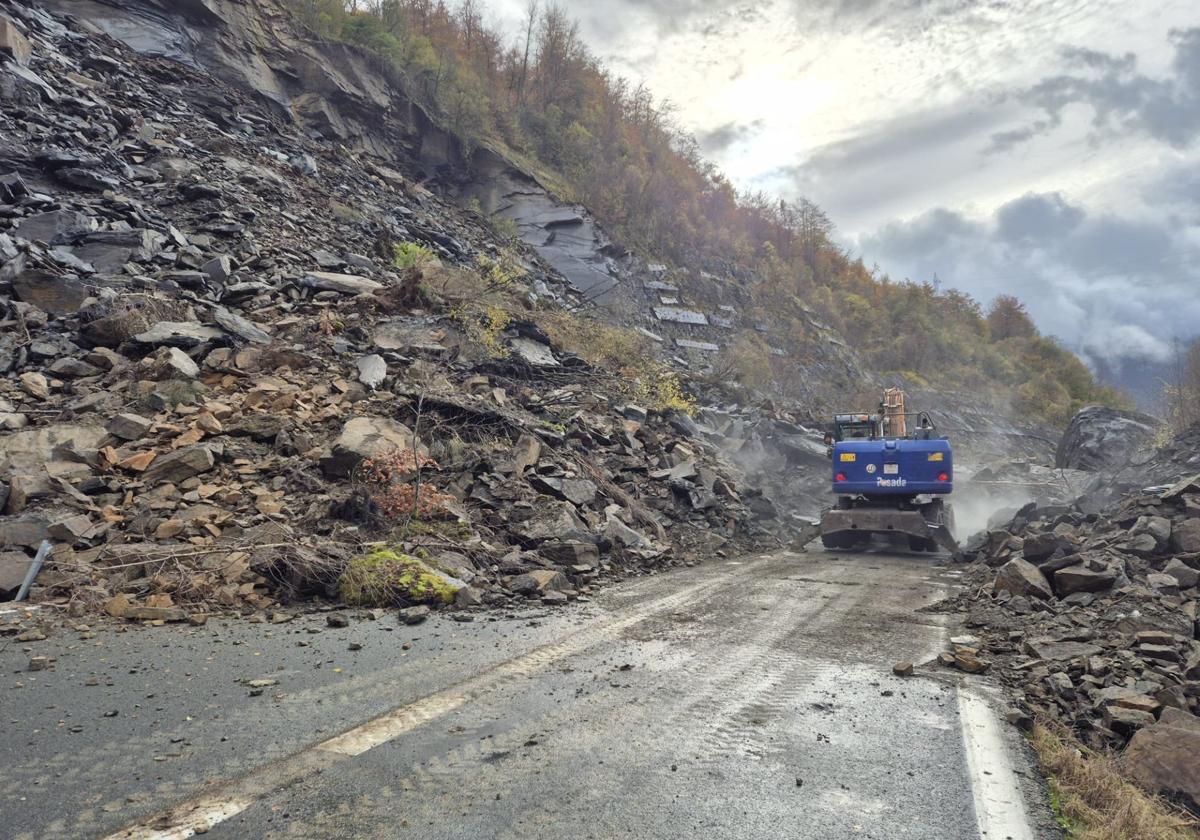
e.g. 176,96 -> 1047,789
357,452 -> 455,521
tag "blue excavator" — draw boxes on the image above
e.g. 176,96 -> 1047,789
819,389 -> 957,553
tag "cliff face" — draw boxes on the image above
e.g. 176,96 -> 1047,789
46,0 -> 469,165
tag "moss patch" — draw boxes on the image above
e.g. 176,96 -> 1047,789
337,548 -> 459,607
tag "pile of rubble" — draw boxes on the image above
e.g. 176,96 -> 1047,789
0,5 -> 781,621
955,442 -> 1200,811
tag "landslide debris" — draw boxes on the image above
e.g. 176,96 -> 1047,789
953,420 -> 1200,814
0,5 -> 784,622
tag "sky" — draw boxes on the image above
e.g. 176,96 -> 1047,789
485,0 -> 1200,392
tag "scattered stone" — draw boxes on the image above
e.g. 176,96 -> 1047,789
399,605 -> 430,625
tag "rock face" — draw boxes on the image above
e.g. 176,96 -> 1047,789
1055,406 -> 1160,472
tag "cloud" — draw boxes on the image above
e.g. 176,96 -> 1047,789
996,27 -> 1200,151
995,192 -> 1085,244
856,191 -> 1200,368
695,119 -> 765,154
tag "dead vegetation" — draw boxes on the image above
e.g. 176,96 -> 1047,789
1030,722 -> 1199,840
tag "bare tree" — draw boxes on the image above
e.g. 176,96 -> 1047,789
517,0 -> 537,107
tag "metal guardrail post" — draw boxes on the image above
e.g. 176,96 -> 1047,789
14,539 -> 51,603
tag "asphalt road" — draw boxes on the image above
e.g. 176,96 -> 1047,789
1,547 -> 1058,839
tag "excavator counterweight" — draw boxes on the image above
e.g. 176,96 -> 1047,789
818,390 -> 957,553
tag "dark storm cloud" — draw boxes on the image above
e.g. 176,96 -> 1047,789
855,192 -> 1200,367
995,192 -> 1085,244
695,119 -> 765,154
998,27 -> 1200,150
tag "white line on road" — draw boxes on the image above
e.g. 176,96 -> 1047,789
958,685 -> 1034,840
102,571 -> 743,840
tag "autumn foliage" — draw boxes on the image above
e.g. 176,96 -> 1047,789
284,0 -> 1130,426
357,451 -> 456,521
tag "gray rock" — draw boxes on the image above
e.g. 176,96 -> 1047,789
143,346 -> 199,380
1162,557 -> 1198,589
510,503 -> 589,545
1055,406 -> 1160,472
133,321 -> 224,348
994,558 -> 1053,600
0,14 -> 32,67
540,541 -> 600,566
202,255 -> 232,283
212,307 -> 271,344
55,167 -> 119,191
398,605 -> 430,625
106,412 -> 152,441
1054,563 -> 1118,595
1172,518 -> 1200,554
509,337 -> 558,367
12,270 -> 91,316
142,445 -> 215,486
301,270 -> 382,295
1132,515 -> 1172,546
1124,708 -> 1200,812
320,417 -> 425,479
13,209 -> 94,245
604,513 -> 650,548
356,354 -> 386,389
510,569 -> 569,596
1146,572 -> 1179,596
0,550 -> 32,596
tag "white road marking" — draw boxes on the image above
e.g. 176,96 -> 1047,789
958,685 -> 1035,840
102,573 -> 738,840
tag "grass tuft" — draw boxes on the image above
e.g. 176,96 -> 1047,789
1030,722 -> 1198,840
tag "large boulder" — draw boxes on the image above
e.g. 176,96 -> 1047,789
1054,562 -> 1119,596
320,416 -> 426,479
1123,708 -> 1200,814
1055,406 -> 1160,472
994,558 -> 1053,600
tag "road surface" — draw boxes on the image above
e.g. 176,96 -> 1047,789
0,547 -> 1056,839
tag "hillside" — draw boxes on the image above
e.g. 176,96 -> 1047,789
0,0 -> 1125,619
278,0 -> 1127,429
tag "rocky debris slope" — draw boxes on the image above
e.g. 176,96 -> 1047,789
951,426 -> 1200,813
0,4 -> 783,621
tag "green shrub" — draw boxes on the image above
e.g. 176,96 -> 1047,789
337,547 -> 458,606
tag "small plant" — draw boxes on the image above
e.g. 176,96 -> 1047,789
490,214 -> 518,240
455,303 -> 511,359
393,241 -> 436,270
475,250 -> 525,291
356,451 -> 456,522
